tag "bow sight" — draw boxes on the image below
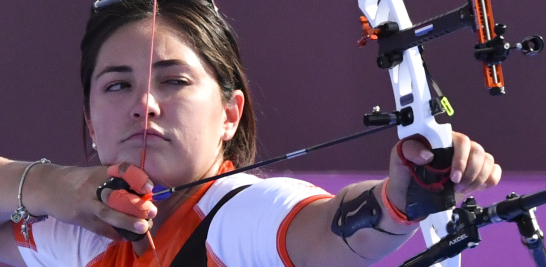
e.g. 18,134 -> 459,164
358,0 -> 543,97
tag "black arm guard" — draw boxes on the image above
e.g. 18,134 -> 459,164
330,186 -> 408,257
331,187 -> 381,238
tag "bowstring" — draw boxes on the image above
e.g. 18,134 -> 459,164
143,0 -> 161,265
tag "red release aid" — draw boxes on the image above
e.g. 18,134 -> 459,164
106,163 -> 153,219
107,163 -> 149,193
108,190 -> 154,219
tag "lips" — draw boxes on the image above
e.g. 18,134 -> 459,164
124,128 -> 169,142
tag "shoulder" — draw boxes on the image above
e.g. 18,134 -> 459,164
196,172 -> 262,216
204,176 -> 333,266
248,176 -> 331,196
197,174 -> 331,215
221,176 -> 333,224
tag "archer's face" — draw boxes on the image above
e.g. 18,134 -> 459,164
88,18 -> 237,187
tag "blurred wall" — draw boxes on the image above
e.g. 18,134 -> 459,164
1,0 -> 545,172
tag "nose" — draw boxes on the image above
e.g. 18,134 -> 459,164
131,92 -> 161,119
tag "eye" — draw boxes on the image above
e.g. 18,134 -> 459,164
106,82 -> 131,92
162,78 -> 189,86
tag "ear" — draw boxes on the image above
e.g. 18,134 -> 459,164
221,90 -> 244,141
83,106 -> 97,143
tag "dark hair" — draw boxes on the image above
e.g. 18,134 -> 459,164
81,0 -> 256,168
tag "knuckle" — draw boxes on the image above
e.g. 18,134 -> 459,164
454,133 -> 471,146
97,206 -> 111,219
454,158 -> 467,169
484,165 -> 502,188
468,182 -> 480,191
491,178 -> 500,186
485,152 -> 495,164
470,142 -> 485,155
491,165 -> 502,186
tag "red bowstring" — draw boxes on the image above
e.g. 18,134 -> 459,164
142,0 -> 161,266
141,0 -> 157,169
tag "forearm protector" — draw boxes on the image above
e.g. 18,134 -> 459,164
331,187 -> 381,239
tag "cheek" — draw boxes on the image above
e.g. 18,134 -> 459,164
196,96 -> 225,135
89,95 -> 122,142
168,94 -> 225,145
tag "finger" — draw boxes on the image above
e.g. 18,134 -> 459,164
401,139 -> 434,165
121,164 -> 153,194
108,190 -> 157,219
454,141 -> 485,193
460,153 -> 494,195
107,163 -> 154,194
483,164 -> 502,189
450,132 -> 471,184
100,188 -> 113,205
86,216 -> 123,241
388,139 -> 430,198
94,200 -> 152,234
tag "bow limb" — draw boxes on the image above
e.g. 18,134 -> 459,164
359,1 -> 457,267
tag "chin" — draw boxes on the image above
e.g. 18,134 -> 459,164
142,161 -> 172,183
99,146 -> 145,166
149,168 -> 193,189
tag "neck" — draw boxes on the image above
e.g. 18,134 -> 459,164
131,186 -> 195,256
131,158 -> 225,257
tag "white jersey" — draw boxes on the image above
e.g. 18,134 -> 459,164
15,173 -> 333,267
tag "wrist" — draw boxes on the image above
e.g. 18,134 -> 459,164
374,179 -> 419,233
381,178 -> 414,226
11,159 -> 51,240
20,162 -> 59,217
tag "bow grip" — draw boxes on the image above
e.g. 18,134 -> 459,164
96,177 -> 147,242
405,147 -> 456,221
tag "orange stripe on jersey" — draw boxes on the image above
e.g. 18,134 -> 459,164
89,180 -> 216,267
13,221 -> 38,251
206,242 -> 226,267
276,194 -> 334,267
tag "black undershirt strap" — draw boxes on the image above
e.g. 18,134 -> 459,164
169,184 -> 251,267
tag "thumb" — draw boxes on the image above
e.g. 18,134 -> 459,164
107,163 -> 154,195
388,138 -> 434,197
399,139 -> 434,165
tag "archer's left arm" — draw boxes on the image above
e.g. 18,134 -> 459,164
285,131 -> 501,267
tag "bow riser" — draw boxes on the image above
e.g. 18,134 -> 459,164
359,0 -> 453,148
389,47 -> 453,149
359,1 -> 457,267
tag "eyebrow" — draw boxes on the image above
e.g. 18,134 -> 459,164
94,59 -> 190,80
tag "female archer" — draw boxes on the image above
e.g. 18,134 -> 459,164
0,0 -> 500,266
